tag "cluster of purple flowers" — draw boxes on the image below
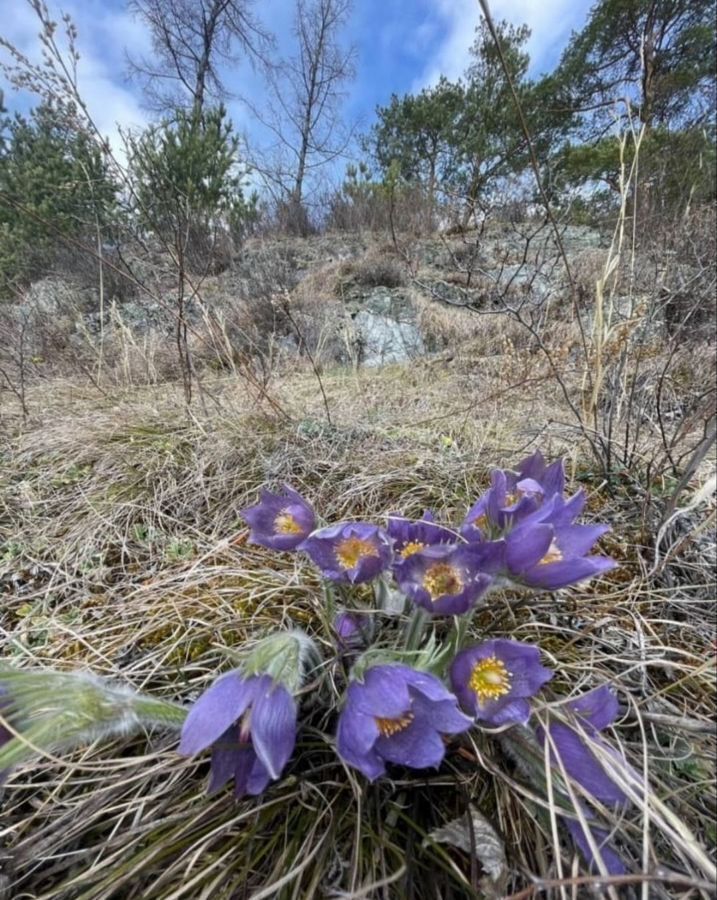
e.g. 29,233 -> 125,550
176,453 -> 627,873
241,451 -> 615,612
180,637 -> 554,794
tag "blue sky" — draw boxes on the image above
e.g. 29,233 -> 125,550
1,0 -> 593,169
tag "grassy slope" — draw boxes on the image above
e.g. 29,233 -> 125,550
0,359 -> 715,899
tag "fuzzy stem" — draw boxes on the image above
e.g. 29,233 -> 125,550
133,696 -> 188,728
404,607 -> 430,651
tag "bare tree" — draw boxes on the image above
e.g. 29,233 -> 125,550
127,0 -> 273,115
249,0 -> 355,232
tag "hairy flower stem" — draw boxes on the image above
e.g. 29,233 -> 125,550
133,696 -> 188,728
429,614 -> 473,677
323,581 -> 336,622
451,614 -> 471,653
404,607 -> 430,651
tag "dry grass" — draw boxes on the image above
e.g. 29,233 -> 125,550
0,353 -> 715,899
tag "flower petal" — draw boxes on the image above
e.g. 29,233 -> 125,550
491,639 -> 554,698
544,723 -> 628,804
564,817 -> 628,875
402,668 -> 459,704
232,745 -> 258,799
542,459 -> 565,497
375,715 -> 446,769
568,686 -> 621,732
336,707 -> 385,780
411,692 -> 472,734
555,524 -> 610,557
250,678 -> 297,780
351,666 -> 412,717
516,477 -> 545,498
179,672 -> 257,756
338,705 -> 380,755
505,525 -> 553,572
427,580 -> 490,615
522,556 -> 616,590
207,725 -> 242,795
245,754 -> 272,796
517,450 -> 546,480
477,697 -> 531,727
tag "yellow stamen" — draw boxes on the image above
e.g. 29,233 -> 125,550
504,492 -> 519,507
469,657 -> 512,703
538,540 -> 563,566
274,510 -> 303,535
400,540 -> 426,559
423,562 -> 463,599
336,536 -> 379,570
375,712 -> 414,737
472,513 -> 488,531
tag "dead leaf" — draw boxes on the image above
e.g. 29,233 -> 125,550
424,805 -> 507,882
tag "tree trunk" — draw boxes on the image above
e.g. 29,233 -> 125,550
291,1 -> 331,227
193,0 -> 223,116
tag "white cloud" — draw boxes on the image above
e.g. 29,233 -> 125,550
0,0 -> 149,159
415,0 -> 591,89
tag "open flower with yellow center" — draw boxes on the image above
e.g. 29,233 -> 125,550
336,664 -> 472,781
500,521 -> 616,590
241,485 -> 316,551
386,511 -> 455,570
299,523 -> 393,584
395,544 -> 494,615
450,639 -> 553,726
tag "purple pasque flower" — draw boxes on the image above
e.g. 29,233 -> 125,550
242,485 -> 316,551
515,450 -> 566,498
179,672 -> 296,799
334,610 -> 373,651
536,685 -> 627,806
536,686 -> 630,873
450,639 -> 553,726
499,520 -> 616,590
461,470 -> 544,541
395,543 -> 493,615
387,511 -> 455,567
533,488 -> 588,528
336,665 -> 472,780
300,522 -> 393,584
461,452 -> 566,541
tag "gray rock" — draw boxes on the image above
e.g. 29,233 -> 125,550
338,286 -> 424,365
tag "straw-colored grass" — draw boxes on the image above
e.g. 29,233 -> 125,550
1,354 -> 715,899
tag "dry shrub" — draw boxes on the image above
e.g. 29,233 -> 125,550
648,204 -> 716,341
413,290 -> 484,352
288,261 -> 348,365
570,246 -> 609,308
337,250 -> 406,291
323,182 -> 435,236
52,241 -> 139,303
